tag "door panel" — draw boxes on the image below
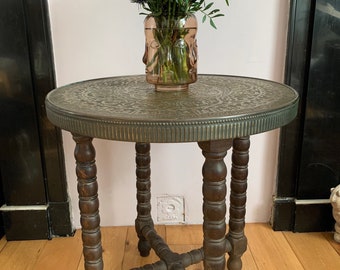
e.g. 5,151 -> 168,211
0,0 -> 72,239
297,0 -> 340,199
0,0 -> 46,205
273,0 -> 340,232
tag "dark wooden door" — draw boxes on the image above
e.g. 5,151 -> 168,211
0,0 -> 72,240
273,0 -> 340,232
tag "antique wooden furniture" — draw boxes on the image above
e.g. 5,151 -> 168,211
45,75 -> 298,270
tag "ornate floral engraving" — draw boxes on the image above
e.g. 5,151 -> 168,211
46,75 -> 298,142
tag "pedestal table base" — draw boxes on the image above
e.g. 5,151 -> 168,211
73,137 -> 249,270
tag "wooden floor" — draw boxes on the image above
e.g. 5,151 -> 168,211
0,223 -> 339,270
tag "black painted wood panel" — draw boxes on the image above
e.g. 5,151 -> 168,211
0,0 -> 72,239
274,0 -> 339,232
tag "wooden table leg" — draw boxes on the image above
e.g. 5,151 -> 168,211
227,136 -> 250,270
73,135 -> 103,270
135,143 -> 153,257
198,140 -> 232,270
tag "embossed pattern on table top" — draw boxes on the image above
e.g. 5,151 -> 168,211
46,75 -> 299,142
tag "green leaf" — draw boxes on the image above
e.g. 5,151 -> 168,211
208,9 -> 220,15
202,14 -> 207,23
212,14 -> 225,18
210,18 -> 217,29
203,2 -> 214,11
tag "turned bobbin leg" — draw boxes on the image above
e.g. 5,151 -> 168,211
135,143 -> 153,257
198,140 -> 232,270
227,136 -> 250,270
72,134 -> 103,270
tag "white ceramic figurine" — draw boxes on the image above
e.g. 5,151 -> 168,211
330,185 -> 340,243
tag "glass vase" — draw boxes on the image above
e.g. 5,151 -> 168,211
143,15 -> 198,91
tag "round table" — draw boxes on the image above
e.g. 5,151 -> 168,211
46,75 -> 298,270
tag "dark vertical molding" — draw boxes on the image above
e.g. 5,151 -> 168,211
0,172 -> 4,238
277,0 -> 315,198
22,0 -> 73,237
23,0 -> 67,202
273,0 -> 316,231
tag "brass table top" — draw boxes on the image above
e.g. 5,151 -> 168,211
45,75 -> 298,142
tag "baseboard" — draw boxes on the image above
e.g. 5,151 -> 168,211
0,202 -> 74,240
48,201 -> 74,237
294,202 -> 334,232
271,197 -> 295,231
272,198 -> 335,232
0,205 -> 50,240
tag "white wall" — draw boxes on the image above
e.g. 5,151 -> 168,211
48,0 -> 290,228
